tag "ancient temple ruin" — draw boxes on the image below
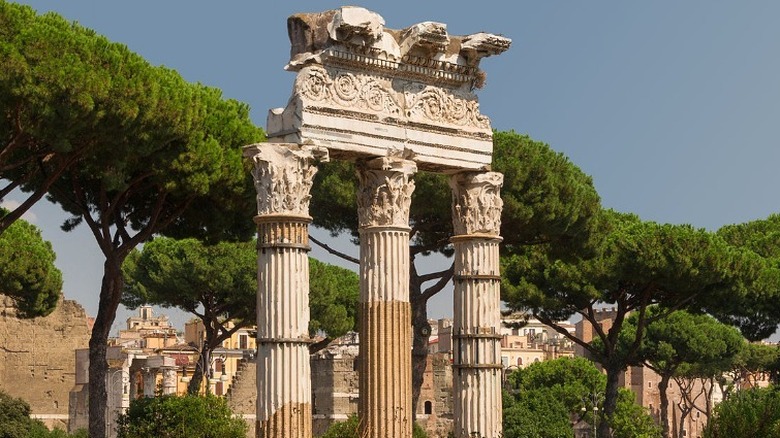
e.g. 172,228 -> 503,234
244,7 -> 510,438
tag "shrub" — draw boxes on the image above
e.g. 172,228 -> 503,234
116,395 -> 247,438
321,415 -> 428,438
703,386 -> 780,438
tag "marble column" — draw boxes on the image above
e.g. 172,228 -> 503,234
244,143 -> 327,438
142,368 -> 157,398
356,156 -> 416,438
162,368 -> 177,395
450,172 -> 504,438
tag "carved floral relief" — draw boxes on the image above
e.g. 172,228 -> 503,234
403,83 -> 490,129
297,66 -> 402,116
450,172 -> 504,235
357,158 -> 417,228
248,145 -> 326,216
296,65 -> 490,129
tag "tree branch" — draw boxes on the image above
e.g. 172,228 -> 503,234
309,337 -> 333,355
418,265 -> 454,284
409,237 -> 451,257
418,264 -> 454,303
309,234 -> 359,264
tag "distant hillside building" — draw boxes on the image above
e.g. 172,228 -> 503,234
112,305 -> 178,349
71,310 -> 255,437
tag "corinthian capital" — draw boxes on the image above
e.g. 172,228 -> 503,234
357,157 -> 417,228
243,143 -> 328,217
450,171 -> 503,236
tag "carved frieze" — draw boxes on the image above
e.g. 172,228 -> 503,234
297,66 -> 402,116
403,83 -> 490,130
450,172 -> 504,236
268,7 -> 510,172
357,157 -> 417,228
243,143 -> 328,217
295,65 -> 489,130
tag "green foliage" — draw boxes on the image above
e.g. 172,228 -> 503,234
0,209 -> 61,317
502,209 -> 763,431
308,258 -> 359,338
612,308 -> 744,436
116,395 -> 247,438
1,0 -> 265,240
123,237 -> 257,321
507,357 -> 604,414
611,390 -> 661,438
703,386 -> 780,438
0,391 -> 32,438
730,342 -> 780,385
123,237 -> 358,392
310,162 -> 453,253
320,415 -> 428,438
310,130 -> 602,256
320,416 -> 360,438
504,211 -> 752,331
28,423 -> 87,438
493,131 -> 601,253
123,237 -> 359,341
0,391 -> 85,438
503,392 -> 573,438
503,358 -> 660,438
715,214 -> 780,340
1,2 -> 264,435
630,308 -> 745,378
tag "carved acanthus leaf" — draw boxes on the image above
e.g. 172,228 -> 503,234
245,143 -> 328,217
357,157 -> 417,228
450,172 -> 503,235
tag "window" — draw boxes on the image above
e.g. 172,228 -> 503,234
517,358 -> 523,366
240,334 -> 248,350
424,401 -> 432,415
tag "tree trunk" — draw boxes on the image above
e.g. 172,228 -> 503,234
187,342 -> 211,395
658,374 -> 671,438
88,261 -> 124,438
411,295 -> 431,422
599,362 -> 622,438
678,408 -> 690,438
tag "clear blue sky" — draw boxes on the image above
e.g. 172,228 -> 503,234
5,1 -> 780,334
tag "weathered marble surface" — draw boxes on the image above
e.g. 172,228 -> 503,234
268,6 -> 510,172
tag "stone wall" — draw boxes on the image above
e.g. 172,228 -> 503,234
309,348 -> 454,438
311,352 -> 360,436
226,357 -> 257,438
417,353 -> 454,438
0,294 -> 91,431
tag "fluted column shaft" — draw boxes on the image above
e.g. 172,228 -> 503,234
450,172 -> 504,438
244,143 -> 327,438
357,157 -> 417,438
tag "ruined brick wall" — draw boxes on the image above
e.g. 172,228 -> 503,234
309,349 -> 454,438
226,358 -> 257,438
0,294 -> 91,430
311,353 -> 360,436
418,352 -> 453,438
